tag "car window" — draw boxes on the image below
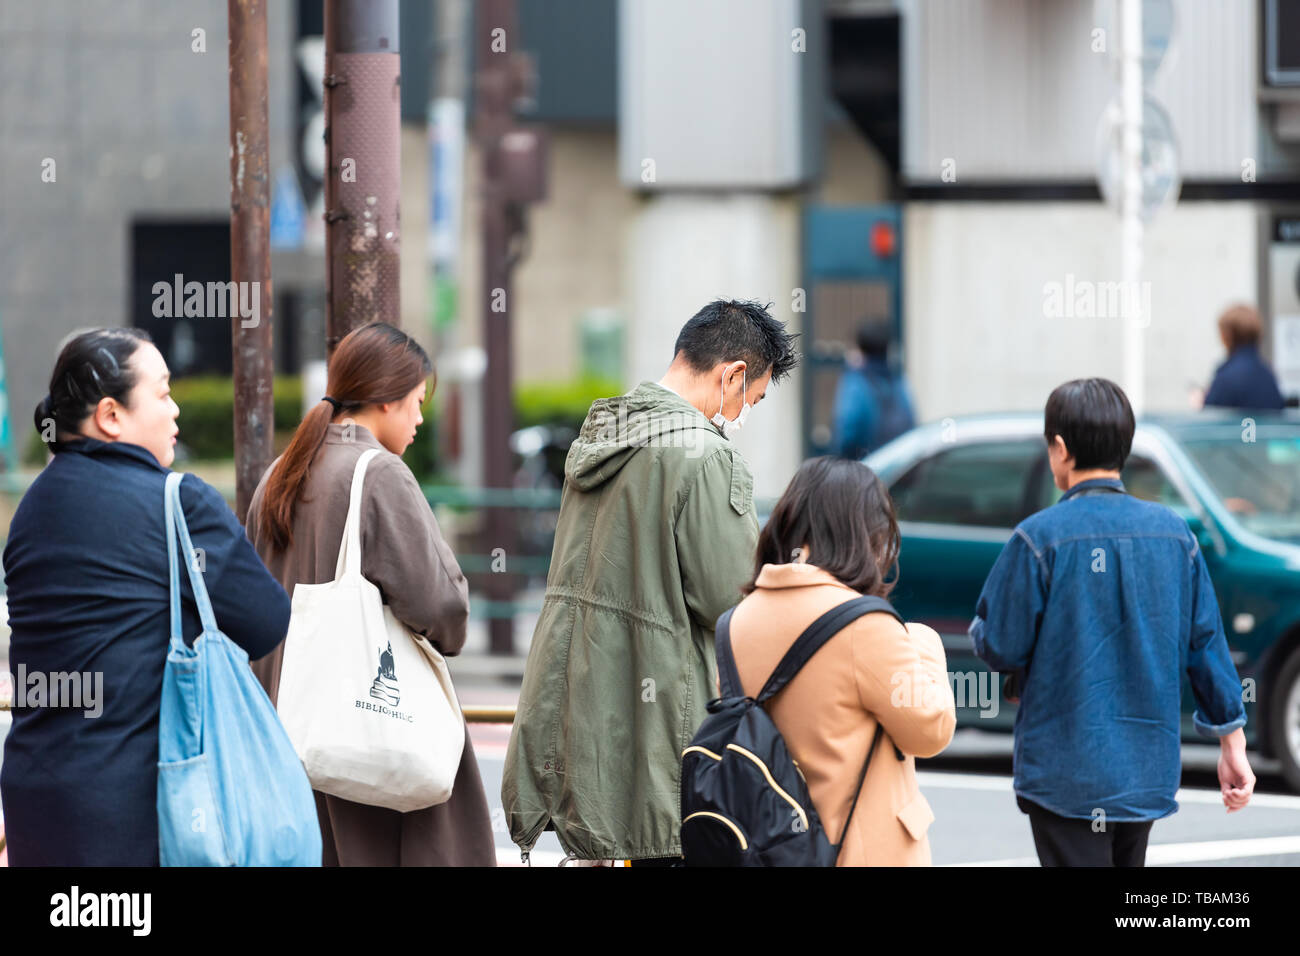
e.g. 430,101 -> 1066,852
1122,455 -> 1188,510
1182,435 -> 1300,541
890,440 -> 1043,528
1035,453 -> 1188,511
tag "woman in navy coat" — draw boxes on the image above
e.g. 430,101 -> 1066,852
1,328 -> 290,865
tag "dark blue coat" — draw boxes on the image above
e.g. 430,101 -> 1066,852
1,438 -> 289,865
1203,344 -> 1287,410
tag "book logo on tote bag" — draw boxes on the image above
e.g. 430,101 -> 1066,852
370,640 -> 400,705
354,640 -> 413,721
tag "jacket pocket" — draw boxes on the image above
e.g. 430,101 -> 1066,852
896,791 -> 935,842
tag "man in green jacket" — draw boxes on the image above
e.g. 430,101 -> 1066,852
503,299 -> 799,864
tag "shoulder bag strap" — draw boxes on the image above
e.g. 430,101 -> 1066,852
165,473 -> 219,640
334,448 -> 383,581
165,472 -> 186,652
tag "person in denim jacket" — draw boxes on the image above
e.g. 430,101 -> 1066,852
969,378 -> 1254,866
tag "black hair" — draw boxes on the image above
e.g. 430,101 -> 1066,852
36,327 -> 153,450
744,456 -> 900,598
672,299 -> 799,384
1043,378 -> 1135,472
856,319 -> 891,358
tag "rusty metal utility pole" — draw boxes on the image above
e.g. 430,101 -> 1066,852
477,0 -> 517,656
228,0 -> 273,521
323,0 -> 403,357
475,0 -> 548,654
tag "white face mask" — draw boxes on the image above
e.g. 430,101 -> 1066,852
710,362 -> 750,440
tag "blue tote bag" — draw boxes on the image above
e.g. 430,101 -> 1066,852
157,472 -> 322,866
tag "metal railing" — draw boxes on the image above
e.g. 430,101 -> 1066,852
0,472 -> 563,616
0,705 -> 516,857
460,705 -> 517,724
0,697 -> 517,723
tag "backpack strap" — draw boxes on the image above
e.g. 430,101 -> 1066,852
718,593 -> 909,857
717,594 -> 908,757
713,606 -> 745,699
838,721 -> 885,855
755,595 -> 903,703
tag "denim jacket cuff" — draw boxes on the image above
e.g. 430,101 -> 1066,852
1192,709 -> 1246,738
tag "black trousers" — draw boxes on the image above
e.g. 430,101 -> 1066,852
1017,796 -> 1154,867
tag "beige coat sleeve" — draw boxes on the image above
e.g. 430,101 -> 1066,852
851,618 -> 956,758
360,453 -> 470,656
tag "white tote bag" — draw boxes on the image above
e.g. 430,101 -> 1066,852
276,448 -> 465,812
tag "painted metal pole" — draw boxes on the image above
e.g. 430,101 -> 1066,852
476,0 -> 518,655
228,0 -> 274,521
1120,0 -> 1145,414
323,0 -> 402,356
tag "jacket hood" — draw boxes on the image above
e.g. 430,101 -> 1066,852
565,381 -> 721,490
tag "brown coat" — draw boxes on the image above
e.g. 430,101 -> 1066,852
727,564 -> 956,866
246,423 -> 495,866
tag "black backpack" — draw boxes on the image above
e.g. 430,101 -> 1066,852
680,595 -> 905,866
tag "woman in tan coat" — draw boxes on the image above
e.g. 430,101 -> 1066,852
247,322 -> 495,866
727,456 -> 956,866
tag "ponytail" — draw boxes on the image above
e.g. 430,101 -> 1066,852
258,400 -> 336,551
258,322 -> 432,550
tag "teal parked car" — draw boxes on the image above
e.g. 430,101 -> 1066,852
865,410 -> 1300,793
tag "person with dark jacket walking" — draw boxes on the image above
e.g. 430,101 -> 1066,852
1,328 -> 290,866
1203,304 -> 1287,410
970,378 -> 1254,867
503,299 -> 798,865
831,319 -> 916,459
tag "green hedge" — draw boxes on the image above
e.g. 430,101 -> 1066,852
24,375 -> 305,466
171,376 -> 306,460
24,373 -> 626,475
515,376 -> 624,430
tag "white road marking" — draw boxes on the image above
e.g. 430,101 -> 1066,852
918,770 -> 1300,810
951,835 -> 1300,867
475,752 -> 1300,866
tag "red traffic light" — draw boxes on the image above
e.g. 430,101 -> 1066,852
870,220 -> 896,258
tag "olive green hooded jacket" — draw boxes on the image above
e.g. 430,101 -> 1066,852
502,381 -> 760,860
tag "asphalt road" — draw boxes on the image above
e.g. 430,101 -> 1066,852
461,684 -> 1300,868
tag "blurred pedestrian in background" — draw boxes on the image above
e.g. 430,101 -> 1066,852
503,299 -> 798,866
725,456 -> 955,865
246,322 -> 494,867
1203,304 -> 1286,410
2,329 -> 290,865
831,319 -> 916,460
971,378 -> 1253,867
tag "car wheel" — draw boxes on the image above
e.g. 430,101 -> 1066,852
1270,646 -> 1300,794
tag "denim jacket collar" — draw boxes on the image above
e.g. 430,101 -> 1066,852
1059,475 -> 1126,503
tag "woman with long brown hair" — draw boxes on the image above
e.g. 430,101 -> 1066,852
246,321 -> 494,866
724,456 -> 956,865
